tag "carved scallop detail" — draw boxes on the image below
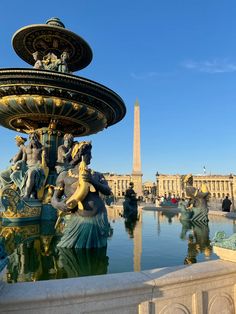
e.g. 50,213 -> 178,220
208,294 -> 234,314
159,303 -> 190,314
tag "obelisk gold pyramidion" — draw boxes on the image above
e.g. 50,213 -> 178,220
132,99 -> 143,197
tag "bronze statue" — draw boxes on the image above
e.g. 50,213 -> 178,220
11,133 -> 47,199
180,174 -> 209,223
32,51 -> 44,70
33,50 -> 70,73
55,133 -> 74,174
58,51 -> 69,73
123,182 -> 138,220
184,174 -> 209,210
51,141 -> 111,248
24,133 -> 47,199
0,136 -> 27,189
43,52 -> 60,71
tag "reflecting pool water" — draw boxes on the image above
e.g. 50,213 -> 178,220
0,208 -> 235,283
107,209 -> 236,274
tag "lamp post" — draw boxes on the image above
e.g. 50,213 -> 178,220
155,171 -> 159,198
113,182 -> 117,204
229,174 -> 235,212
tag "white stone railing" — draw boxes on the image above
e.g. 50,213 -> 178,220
0,259 -> 236,313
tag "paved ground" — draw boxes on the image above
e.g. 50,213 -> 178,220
140,203 -> 236,219
208,209 -> 236,219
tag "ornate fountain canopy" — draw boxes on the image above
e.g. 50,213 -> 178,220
0,69 -> 126,136
0,18 -> 126,136
12,17 -> 93,72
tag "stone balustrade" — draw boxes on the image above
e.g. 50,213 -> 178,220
0,259 -> 236,313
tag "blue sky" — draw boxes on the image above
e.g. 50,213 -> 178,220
0,1 -> 236,181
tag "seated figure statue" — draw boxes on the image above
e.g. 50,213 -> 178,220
0,136 -> 27,190
57,51 -> 69,73
51,141 -> 111,249
11,133 -> 46,199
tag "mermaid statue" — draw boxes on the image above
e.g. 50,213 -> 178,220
180,174 -> 210,224
51,141 -> 111,249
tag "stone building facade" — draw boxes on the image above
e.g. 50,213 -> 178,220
103,173 -> 132,197
103,173 -> 157,199
156,173 -> 236,200
143,181 -> 157,197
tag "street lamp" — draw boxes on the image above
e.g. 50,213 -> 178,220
229,174 -> 234,212
113,182 -> 117,204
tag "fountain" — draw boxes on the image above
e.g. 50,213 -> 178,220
1,18 -> 236,314
0,17 -> 126,256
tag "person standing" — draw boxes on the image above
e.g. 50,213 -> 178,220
222,196 -> 232,212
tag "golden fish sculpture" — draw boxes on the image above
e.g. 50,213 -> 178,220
66,156 -> 96,210
54,157 -> 96,229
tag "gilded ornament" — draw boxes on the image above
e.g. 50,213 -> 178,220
66,156 -> 96,210
55,98 -> 63,107
35,96 -> 44,106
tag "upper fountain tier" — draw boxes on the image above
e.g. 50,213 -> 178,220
0,18 -> 126,136
12,17 -> 93,72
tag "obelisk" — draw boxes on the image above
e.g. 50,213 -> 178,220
132,99 -> 143,197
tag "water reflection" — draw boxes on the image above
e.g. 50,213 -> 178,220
57,247 -> 109,277
1,209 -> 234,280
139,208 -> 214,268
180,220 -> 212,265
150,209 -> 180,235
160,211 -> 177,224
7,239 -> 42,283
123,214 -> 142,272
124,218 -> 138,238
0,221 -> 109,283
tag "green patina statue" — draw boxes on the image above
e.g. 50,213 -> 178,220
123,182 -> 138,221
11,133 -> 47,199
212,231 -> 236,250
51,141 -> 111,249
33,50 -> 70,73
0,133 -> 47,201
0,136 -> 27,189
180,174 -> 209,224
55,133 -> 74,174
